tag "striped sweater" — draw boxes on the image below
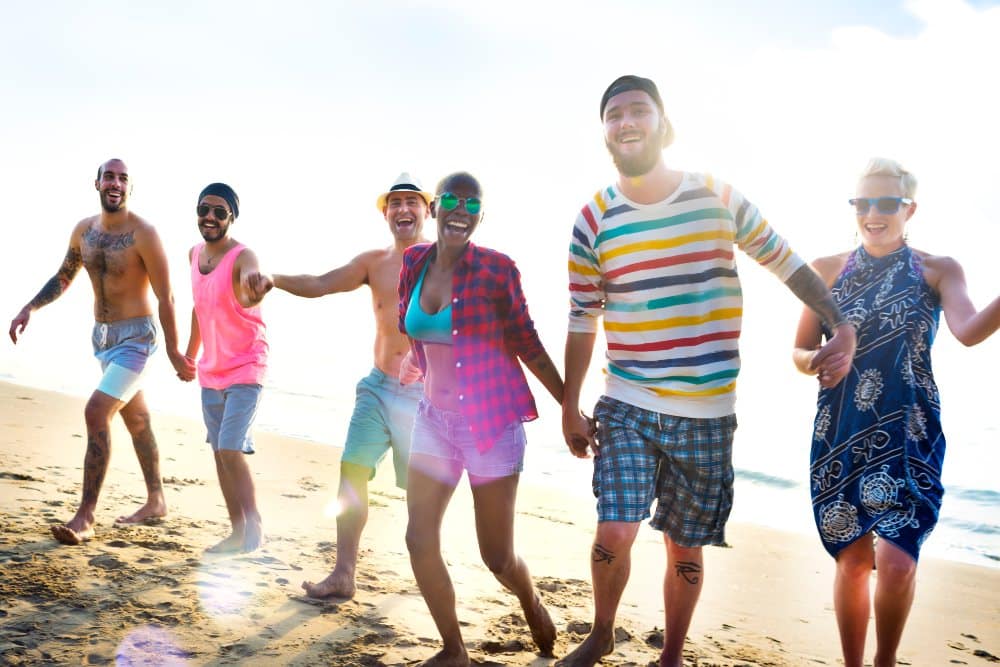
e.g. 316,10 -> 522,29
568,172 -> 804,418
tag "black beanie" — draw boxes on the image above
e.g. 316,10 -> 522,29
198,183 -> 240,219
599,74 -> 664,119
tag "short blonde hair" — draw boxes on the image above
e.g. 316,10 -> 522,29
859,157 -> 917,199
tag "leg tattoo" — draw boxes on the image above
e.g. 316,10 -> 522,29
593,543 -> 616,565
675,560 -> 702,584
130,414 -> 162,493
82,430 -> 111,507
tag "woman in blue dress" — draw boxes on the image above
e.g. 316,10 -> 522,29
793,157 -> 1000,667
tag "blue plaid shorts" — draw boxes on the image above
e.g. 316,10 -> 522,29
592,396 -> 737,547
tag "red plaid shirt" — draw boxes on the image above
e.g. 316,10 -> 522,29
399,242 -> 545,452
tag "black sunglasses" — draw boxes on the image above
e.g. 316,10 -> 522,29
848,197 -> 912,215
197,204 -> 231,220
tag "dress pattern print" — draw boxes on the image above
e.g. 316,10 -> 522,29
809,245 -> 944,561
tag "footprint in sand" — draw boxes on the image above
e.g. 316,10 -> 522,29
88,554 -> 127,570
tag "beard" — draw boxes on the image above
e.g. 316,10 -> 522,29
100,191 -> 124,212
606,136 -> 663,177
199,223 -> 230,242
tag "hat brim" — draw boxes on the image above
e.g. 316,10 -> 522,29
376,189 -> 434,212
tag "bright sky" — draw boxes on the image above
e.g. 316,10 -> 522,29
1,0 -> 997,454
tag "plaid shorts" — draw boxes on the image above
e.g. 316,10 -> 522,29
592,396 -> 737,547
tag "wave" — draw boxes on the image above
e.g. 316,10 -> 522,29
948,486 -> 1000,505
734,468 -> 799,490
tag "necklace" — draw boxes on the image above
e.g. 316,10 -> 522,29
204,242 -> 231,265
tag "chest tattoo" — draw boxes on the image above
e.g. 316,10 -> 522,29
83,228 -> 136,251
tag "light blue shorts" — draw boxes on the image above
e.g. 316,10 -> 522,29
410,398 -> 526,480
201,384 -> 263,453
92,316 -> 158,403
342,368 -> 423,488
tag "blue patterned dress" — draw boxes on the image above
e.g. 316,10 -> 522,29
809,245 -> 944,562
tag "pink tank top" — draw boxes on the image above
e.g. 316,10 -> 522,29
190,242 -> 268,389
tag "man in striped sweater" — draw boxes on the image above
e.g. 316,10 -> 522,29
557,75 -> 857,667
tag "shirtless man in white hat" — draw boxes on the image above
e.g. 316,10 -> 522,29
259,173 -> 432,598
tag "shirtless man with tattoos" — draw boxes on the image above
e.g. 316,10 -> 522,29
559,76 -> 857,666
9,158 -> 195,545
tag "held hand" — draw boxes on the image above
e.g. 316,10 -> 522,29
169,349 -> 196,382
243,272 -> 274,303
810,323 -> 856,388
398,350 -> 422,385
562,409 -> 597,458
9,307 -> 30,344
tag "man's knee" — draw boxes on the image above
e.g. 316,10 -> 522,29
594,521 -> 641,557
84,392 -> 119,427
121,409 -> 152,437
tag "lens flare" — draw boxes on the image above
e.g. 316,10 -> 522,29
323,496 -> 342,518
116,626 -> 188,665
196,558 -> 262,621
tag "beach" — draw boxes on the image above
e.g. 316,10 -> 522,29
1,380 -> 998,666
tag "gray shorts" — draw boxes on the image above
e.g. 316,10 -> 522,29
202,384 -> 263,453
92,315 -> 158,402
410,398 -> 526,480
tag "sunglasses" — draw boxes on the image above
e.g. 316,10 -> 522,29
197,204 -> 231,220
438,192 -> 482,215
848,197 -> 912,215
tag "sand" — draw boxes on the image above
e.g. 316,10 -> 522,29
1,380 -> 997,666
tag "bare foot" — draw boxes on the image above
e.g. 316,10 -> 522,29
555,631 -> 615,667
418,648 -> 470,667
116,497 -> 168,524
524,594 -> 556,656
241,520 -> 265,553
206,531 -> 244,554
301,567 -> 356,599
51,521 -> 95,546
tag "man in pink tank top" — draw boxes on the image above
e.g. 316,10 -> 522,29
183,183 -> 270,553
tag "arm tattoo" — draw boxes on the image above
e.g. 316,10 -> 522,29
28,247 -> 83,309
593,543 -> 616,565
675,560 -> 702,584
785,265 -> 847,331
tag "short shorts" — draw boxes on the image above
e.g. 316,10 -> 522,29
201,384 -> 263,453
92,316 -> 158,403
410,398 -> 526,481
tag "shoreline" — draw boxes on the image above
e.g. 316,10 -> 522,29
1,380 -> 998,665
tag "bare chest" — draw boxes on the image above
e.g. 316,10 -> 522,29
81,227 -> 139,278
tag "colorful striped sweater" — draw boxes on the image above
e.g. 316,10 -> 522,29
567,173 -> 805,418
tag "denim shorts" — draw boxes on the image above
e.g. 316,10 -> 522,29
410,398 -> 526,480
342,368 -> 423,488
592,396 -> 737,547
92,316 -> 158,402
202,384 -> 263,453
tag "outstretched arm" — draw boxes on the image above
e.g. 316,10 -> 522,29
9,227 -> 84,343
270,253 -> 370,298
234,247 -> 269,308
137,226 -> 195,380
785,264 -> 856,387
933,256 -> 1000,346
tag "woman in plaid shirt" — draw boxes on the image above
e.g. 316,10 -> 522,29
398,171 -> 564,665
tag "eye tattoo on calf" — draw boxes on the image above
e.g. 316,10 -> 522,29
675,560 -> 701,584
593,543 -> 616,565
